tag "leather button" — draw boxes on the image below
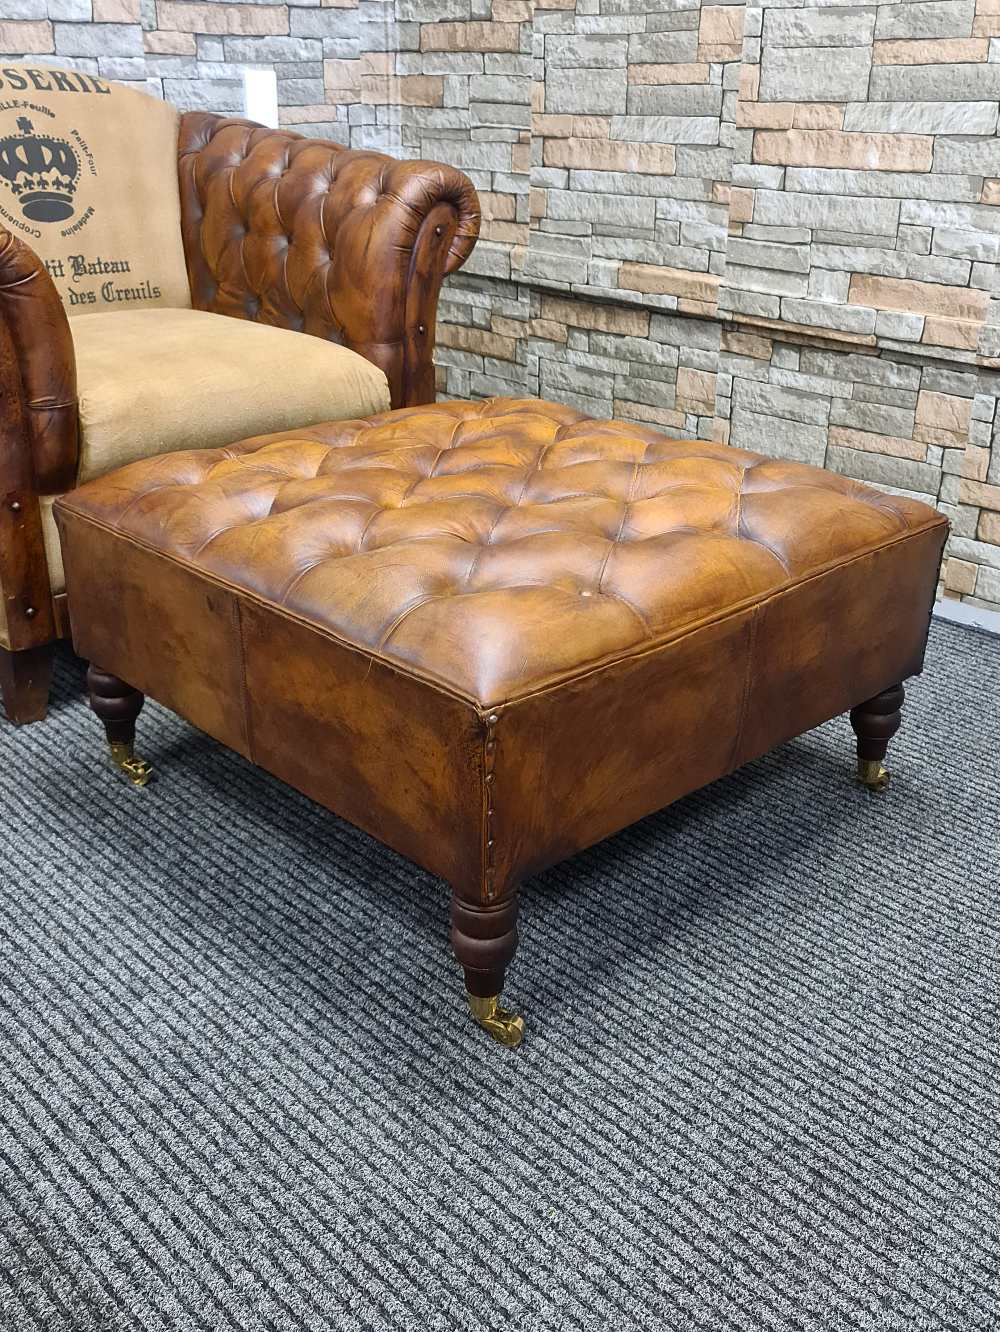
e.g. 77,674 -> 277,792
8,499 -> 21,513
24,606 -> 37,619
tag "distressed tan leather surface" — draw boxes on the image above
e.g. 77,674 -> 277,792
177,113 -> 480,409
57,398 -> 948,897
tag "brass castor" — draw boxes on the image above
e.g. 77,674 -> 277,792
108,741 -> 154,788
857,757 -> 890,792
467,992 -> 525,1048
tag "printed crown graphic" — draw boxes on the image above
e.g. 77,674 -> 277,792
0,117 -> 80,223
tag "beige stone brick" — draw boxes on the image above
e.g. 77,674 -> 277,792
480,192 -> 516,221
972,15 -> 1000,35
737,101 -> 793,129
754,129 -> 932,172
698,43 -> 743,63
873,38 -> 989,64
529,187 -> 546,220
915,390 -> 973,435
531,81 -> 544,114
491,316 -> 525,339
540,294 -> 650,337
944,558 -> 979,595
421,22 -> 521,52
914,422 -> 966,448
158,2 -> 286,34
699,6 -> 744,47
963,444 -> 991,480
360,53 -> 391,76
615,401 -> 687,430
721,329 -> 772,359
619,264 -> 720,303
438,324 -> 517,361
676,367 -> 717,408
324,59 -> 361,95
712,417 -> 731,445
0,20 -> 52,51
979,510 -> 1000,543
543,137 -> 676,174
143,29 -> 195,53
678,296 -> 718,317
361,75 -> 442,105
981,179 -> 1000,204
828,426 -> 926,461
322,0 -> 359,8
849,275 -> 990,324
739,63 -> 759,103
960,479 -> 1000,510
511,142 -> 530,173
493,0 -> 531,19
922,316 -> 982,351
279,104 -> 343,125
791,104 -> 845,130
529,318 -> 569,342
94,0 -> 140,20
481,219 -> 528,244
728,187 -> 753,223
629,63 -> 711,85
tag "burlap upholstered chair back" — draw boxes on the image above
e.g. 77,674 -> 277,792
0,65 -> 190,315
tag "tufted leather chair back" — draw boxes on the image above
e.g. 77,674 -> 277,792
177,113 -> 480,409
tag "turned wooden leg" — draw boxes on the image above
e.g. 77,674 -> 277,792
86,664 -> 153,787
0,643 -> 55,725
451,890 -> 524,1048
850,683 -> 904,792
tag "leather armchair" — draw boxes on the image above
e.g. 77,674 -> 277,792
0,111 -> 480,724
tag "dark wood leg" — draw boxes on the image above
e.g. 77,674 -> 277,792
850,683 -> 904,792
0,643 -> 54,725
451,889 -> 524,1047
86,664 -> 153,787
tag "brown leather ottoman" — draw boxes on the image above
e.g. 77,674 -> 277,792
55,398 -> 948,1047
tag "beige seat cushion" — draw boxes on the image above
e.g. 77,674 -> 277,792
40,307 -> 392,598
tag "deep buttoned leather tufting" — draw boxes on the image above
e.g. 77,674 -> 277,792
177,113 -> 480,410
57,398 -> 945,708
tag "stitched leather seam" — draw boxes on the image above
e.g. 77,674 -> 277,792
728,606 -> 759,775
56,506 -> 948,711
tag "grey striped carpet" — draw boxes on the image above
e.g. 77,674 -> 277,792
0,620 -> 997,1331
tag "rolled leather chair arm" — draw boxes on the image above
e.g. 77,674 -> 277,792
178,113 -> 481,408
0,227 -> 79,495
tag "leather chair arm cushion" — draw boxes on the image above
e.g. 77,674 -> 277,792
177,113 -> 481,408
0,228 -> 78,495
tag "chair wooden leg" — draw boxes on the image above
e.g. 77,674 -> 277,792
86,664 -> 154,787
850,683 -> 905,792
0,643 -> 54,725
451,889 -> 524,1047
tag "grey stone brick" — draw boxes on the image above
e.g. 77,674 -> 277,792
753,190 -> 900,237
726,238 -> 809,274
47,0 -> 92,17
734,378 -> 830,426
224,36 -> 322,62
54,22 -> 142,57
827,446 -> 940,495
844,100 -> 999,134
760,45 -> 870,103
781,298 -> 878,336
726,264 -> 809,298
546,34 -> 628,67
610,116 -> 720,145
627,85 -> 723,118
830,398 -> 916,437
546,67 -> 625,115
933,137 -> 1000,176
626,29 -> 699,62
875,312 -> 925,342
731,408 -> 828,465
871,62 -> 1000,103
547,190 -> 656,230
875,1 -> 974,39
767,7 -> 876,48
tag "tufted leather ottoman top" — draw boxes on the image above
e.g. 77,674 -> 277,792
58,398 -> 945,707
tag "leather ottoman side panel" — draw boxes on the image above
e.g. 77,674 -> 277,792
488,610 -> 755,889
736,523 -> 947,768
239,603 -> 486,895
58,515 -> 251,756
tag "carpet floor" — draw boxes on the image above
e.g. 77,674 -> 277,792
0,620 -> 997,1331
